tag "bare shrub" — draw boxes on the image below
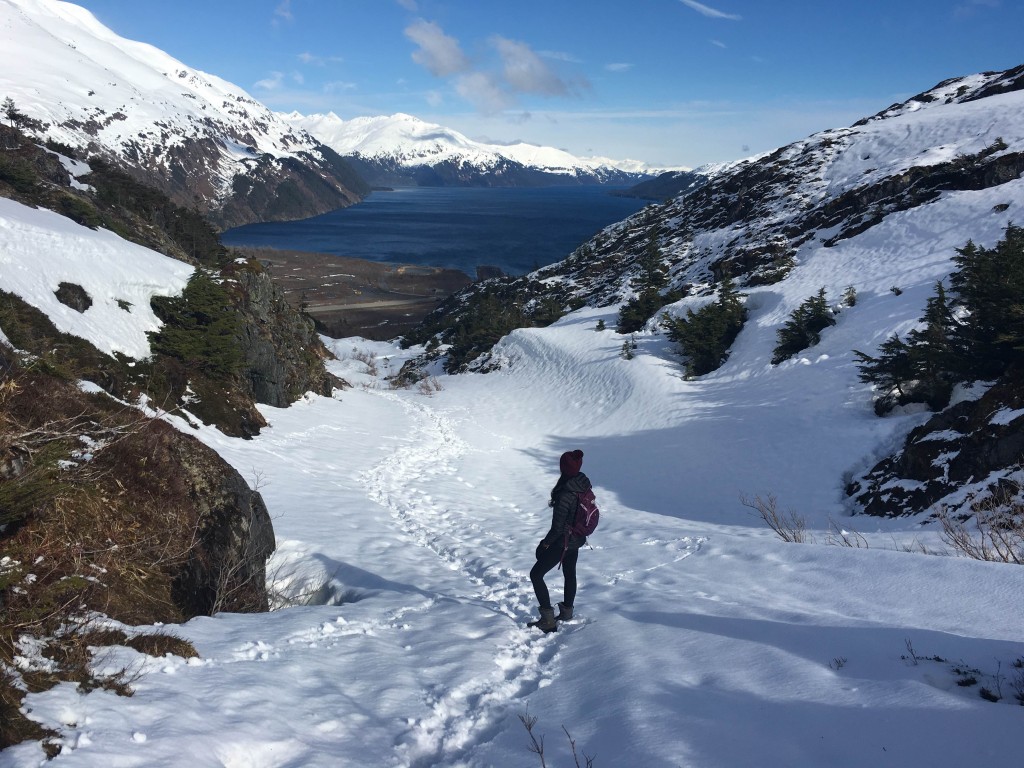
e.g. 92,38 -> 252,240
741,494 -> 811,543
417,376 -> 443,396
519,709 -> 594,768
350,347 -> 379,376
938,493 -> 1024,565
126,631 -> 199,660
826,518 -> 869,548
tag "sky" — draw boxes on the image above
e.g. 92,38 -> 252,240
43,1 -> 1024,172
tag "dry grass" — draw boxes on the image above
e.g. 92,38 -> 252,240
0,361 -> 212,750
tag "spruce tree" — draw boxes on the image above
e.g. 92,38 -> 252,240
772,288 -> 836,364
663,274 -> 746,376
950,224 -> 1024,378
853,334 -> 915,400
907,282 -> 958,408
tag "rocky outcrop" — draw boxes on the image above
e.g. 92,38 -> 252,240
0,352 -> 275,620
232,265 -> 342,406
848,367 -> 1024,517
162,425 -> 276,616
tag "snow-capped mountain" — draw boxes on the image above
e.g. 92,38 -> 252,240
282,111 -> 680,188
0,0 -> 368,228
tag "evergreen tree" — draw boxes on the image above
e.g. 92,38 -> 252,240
149,270 -> 242,377
618,235 -> 671,333
3,96 -> 21,128
772,288 -> 836,364
906,282 -> 958,408
853,334 -> 915,402
663,274 -> 746,376
854,225 -> 1024,413
949,224 -> 1024,378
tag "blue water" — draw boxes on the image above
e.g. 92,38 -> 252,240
222,186 -> 647,277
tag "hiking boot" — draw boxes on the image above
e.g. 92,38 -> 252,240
555,602 -> 573,621
529,606 -> 557,633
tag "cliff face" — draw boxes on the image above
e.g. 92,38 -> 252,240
233,266 -> 342,407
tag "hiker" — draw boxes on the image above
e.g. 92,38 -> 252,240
529,449 -> 593,633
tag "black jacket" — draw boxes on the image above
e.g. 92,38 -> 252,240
542,472 -> 592,549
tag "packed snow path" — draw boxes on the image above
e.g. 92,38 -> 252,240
358,392 -> 571,766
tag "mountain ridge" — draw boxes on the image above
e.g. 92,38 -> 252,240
282,110 -> 684,188
0,0 -> 369,228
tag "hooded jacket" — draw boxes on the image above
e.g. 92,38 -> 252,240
542,471 -> 592,550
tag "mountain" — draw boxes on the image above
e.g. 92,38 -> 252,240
400,64 -> 1024,518
282,110 -> 680,188
0,0 -> 369,228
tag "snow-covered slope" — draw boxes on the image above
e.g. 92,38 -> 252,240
0,196 -> 192,359
536,66 -> 1024,306
283,110 -> 680,187
0,0 -> 367,227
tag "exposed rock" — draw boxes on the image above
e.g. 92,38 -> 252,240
162,426 -> 276,616
232,266 -> 342,406
54,282 -> 92,313
849,367 -> 1024,517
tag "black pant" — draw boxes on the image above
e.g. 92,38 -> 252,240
530,545 -> 578,610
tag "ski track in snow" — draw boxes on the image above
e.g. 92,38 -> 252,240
357,391 -> 564,768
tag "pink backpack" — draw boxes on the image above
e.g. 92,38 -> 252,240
568,489 -> 600,538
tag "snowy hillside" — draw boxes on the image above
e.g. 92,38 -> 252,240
537,66 -> 1024,307
283,110 -> 677,187
3,65 -> 1024,767
0,0 -> 368,227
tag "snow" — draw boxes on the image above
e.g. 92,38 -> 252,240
0,198 -> 193,359
2,42 -> 1024,768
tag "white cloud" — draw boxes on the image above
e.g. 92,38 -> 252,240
405,19 -> 470,77
455,72 -> 514,114
254,71 -> 285,91
425,90 -> 443,107
679,0 -> 742,21
274,0 -> 293,24
298,52 -> 344,67
711,39 -> 727,49
605,62 -> 634,73
491,36 -> 571,96
324,81 -> 357,93
954,0 -> 1000,16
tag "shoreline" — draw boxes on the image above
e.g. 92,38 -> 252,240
233,246 -> 473,341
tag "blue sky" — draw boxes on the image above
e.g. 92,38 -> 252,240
75,0 -> 1022,168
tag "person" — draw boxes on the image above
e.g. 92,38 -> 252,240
529,449 -> 591,633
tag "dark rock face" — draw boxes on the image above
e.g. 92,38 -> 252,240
138,422 -> 276,617
233,268 -> 340,407
54,282 -> 92,312
86,135 -> 370,230
849,368 -> 1024,517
